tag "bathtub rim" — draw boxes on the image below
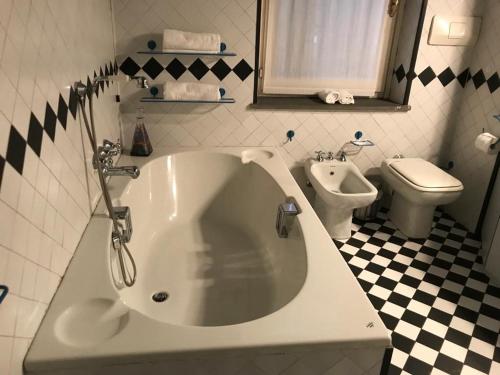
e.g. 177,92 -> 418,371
24,146 -> 391,372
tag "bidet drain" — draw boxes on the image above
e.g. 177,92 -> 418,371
152,291 -> 169,303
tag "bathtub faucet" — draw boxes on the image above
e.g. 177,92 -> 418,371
96,140 -> 140,179
276,197 -> 301,238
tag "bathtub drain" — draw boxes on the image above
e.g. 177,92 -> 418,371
152,291 -> 169,303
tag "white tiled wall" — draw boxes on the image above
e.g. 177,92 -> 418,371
114,0 -> 481,173
445,0 -> 500,231
0,0 -> 119,374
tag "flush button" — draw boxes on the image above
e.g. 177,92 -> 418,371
449,22 -> 466,39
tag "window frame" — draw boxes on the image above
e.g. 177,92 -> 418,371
259,0 -> 402,97
252,0 -> 428,111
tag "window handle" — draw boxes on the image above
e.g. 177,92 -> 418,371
388,0 -> 399,17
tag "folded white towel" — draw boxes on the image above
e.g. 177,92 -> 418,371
163,29 -> 221,53
339,90 -> 355,104
164,82 -> 221,101
318,90 -> 340,104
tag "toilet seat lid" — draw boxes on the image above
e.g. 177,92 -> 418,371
389,159 -> 462,189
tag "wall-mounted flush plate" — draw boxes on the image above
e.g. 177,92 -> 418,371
428,16 -> 481,46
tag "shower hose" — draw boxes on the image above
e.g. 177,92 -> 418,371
77,87 -> 137,287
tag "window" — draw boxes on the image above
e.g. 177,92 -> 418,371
258,0 -> 400,97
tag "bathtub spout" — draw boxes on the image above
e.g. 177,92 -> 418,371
276,197 -> 301,238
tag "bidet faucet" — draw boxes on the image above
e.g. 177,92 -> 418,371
338,151 -> 347,162
315,151 -> 326,162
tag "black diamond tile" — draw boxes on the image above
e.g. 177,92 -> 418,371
465,351 -> 491,373
43,103 -> 57,141
437,67 -> 455,86
472,325 -> 498,345
413,290 -> 436,305
428,307 -> 453,325
418,67 -> 436,86
113,60 -> 119,74
456,68 -> 471,87
423,272 -> 444,287
333,239 -> 344,248
68,87 -> 78,119
92,71 -> 99,98
367,237 -> 385,247
104,64 -> 110,85
400,274 -> 421,288
434,353 -> 463,374
445,327 -> 471,347
379,312 -> 399,331
388,293 -> 411,308
367,294 -> 385,310
27,113 -> 43,157
86,76 -> 93,100
0,156 -> 4,188
437,288 -> 460,303
378,248 -> 396,260
211,59 -> 232,80
99,67 -> 105,91
392,331 -> 415,353
6,126 -> 27,175
119,57 -> 141,76
358,279 -> 372,292
366,262 -> 385,275
472,69 -> 486,89
166,58 -> 187,79
348,264 -> 363,277
356,249 -> 375,261
403,356 -> 433,375
359,226 -> 376,236
416,330 -> 443,351
486,72 -> 499,93
142,57 -> 164,80
377,276 -> 398,290
57,94 -> 68,130
455,305 -> 479,323
395,64 -> 406,82
232,59 -> 253,81
188,58 -> 209,80
388,236 -> 405,246
406,70 -> 417,81
346,237 -> 365,248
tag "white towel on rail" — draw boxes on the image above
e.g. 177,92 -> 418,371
163,82 -> 221,101
163,29 -> 221,53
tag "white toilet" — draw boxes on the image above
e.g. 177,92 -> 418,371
381,158 -> 463,238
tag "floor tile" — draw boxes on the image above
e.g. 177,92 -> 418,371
335,209 -> 500,375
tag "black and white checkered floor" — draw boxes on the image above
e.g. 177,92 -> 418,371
334,209 -> 500,375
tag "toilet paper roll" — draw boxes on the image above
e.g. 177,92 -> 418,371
474,132 -> 499,154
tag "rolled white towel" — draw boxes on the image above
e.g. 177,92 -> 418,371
164,82 -> 221,101
318,90 -> 340,104
163,29 -> 221,53
339,90 -> 355,104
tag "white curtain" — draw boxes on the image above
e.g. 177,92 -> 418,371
264,0 -> 390,95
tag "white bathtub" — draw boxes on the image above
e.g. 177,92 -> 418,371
25,147 -> 390,374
